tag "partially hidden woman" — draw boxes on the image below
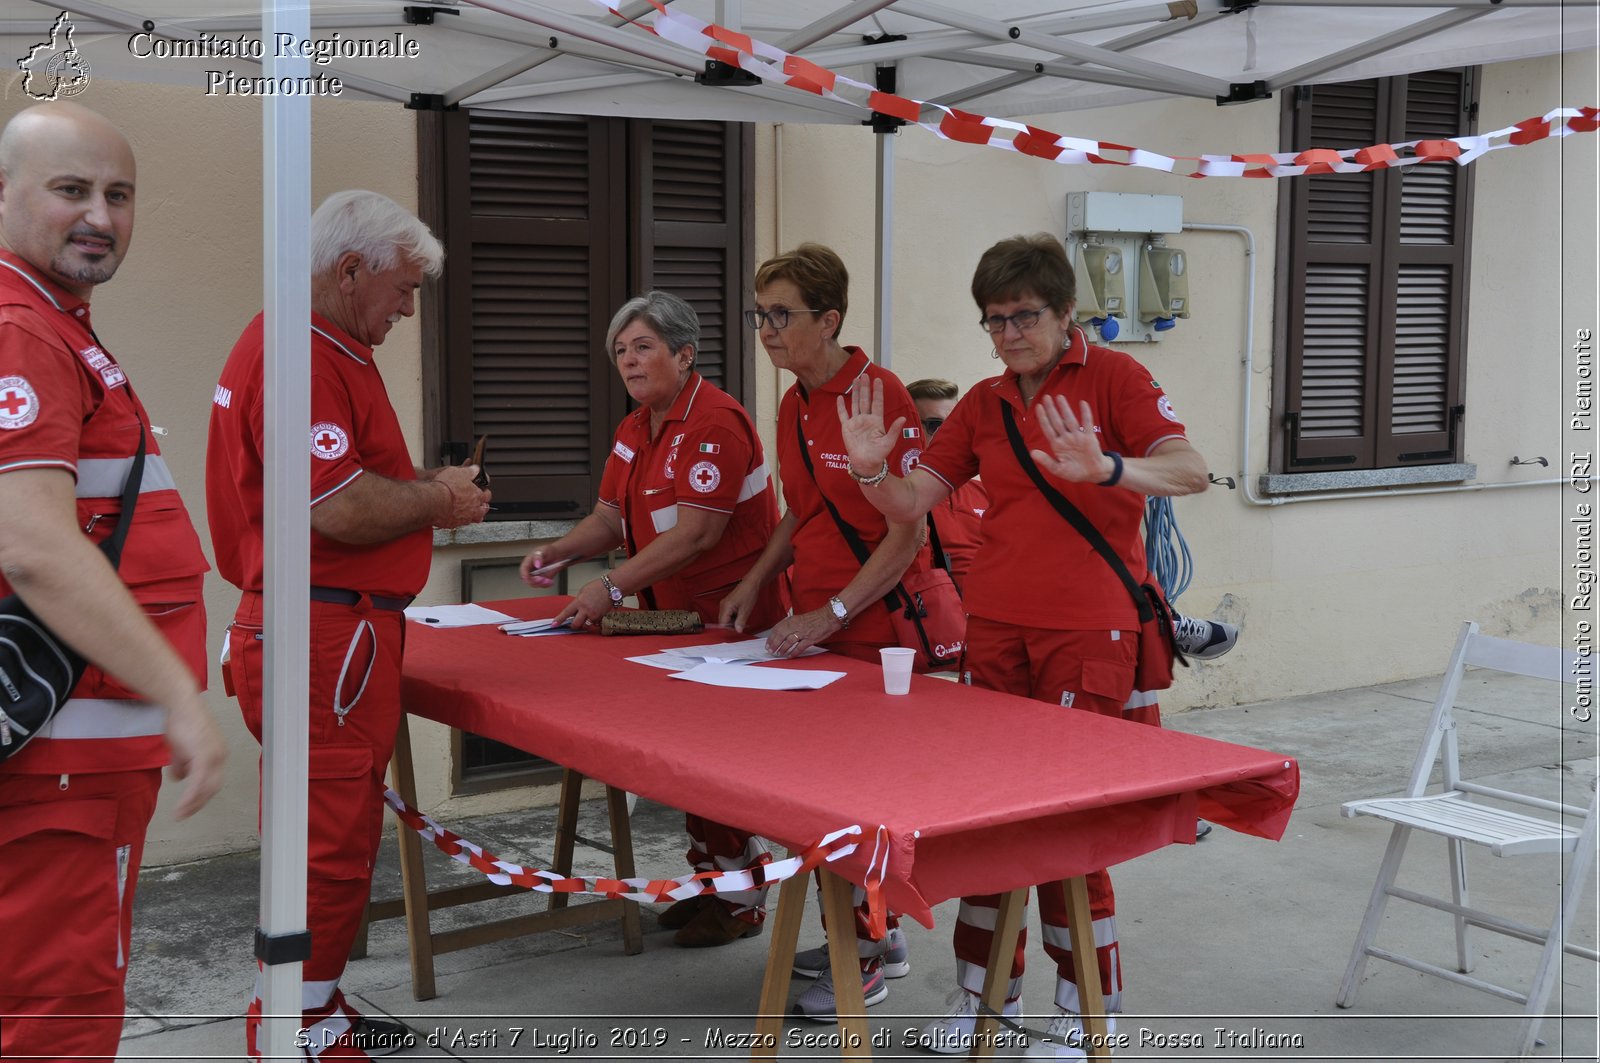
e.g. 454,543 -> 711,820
719,242 -> 930,1022
836,234 -> 1209,1059
519,290 -> 784,949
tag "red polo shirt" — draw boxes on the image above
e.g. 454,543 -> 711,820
206,312 -> 431,598
0,251 -> 210,773
930,478 -> 989,591
597,373 -> 778,615
916,330 -> 1187,630
777,347 -> 932,646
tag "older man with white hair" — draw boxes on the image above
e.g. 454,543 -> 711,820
207,190 -> 490,1060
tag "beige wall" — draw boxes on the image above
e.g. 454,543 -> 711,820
5,49 -> 1593,862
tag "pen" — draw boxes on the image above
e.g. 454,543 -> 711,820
422,617 -> 440,624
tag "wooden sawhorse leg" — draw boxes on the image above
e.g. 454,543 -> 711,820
381,719 -> 643,1000
970,877 -> 1110,1062
971,888 -> 1026,1061
389,712 -> 438,1000
548,768 -> 585,911
752,863 -> 871,1061
1065,875 -> 1110,1062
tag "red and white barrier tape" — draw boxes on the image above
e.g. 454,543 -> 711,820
487,0 -> 1598,179
383,787 -> 876,907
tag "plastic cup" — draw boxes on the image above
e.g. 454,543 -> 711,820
880,647 -> 916,695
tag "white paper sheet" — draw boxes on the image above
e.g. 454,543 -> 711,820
499,617 -> 579,636
627,652 -> 754,670
405,603 -> 522,628
667,662 -> 846,690
664,637 -> 825,665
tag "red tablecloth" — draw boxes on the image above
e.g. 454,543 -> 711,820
402,599 -> 1299,926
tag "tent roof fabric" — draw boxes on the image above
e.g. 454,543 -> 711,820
2,1 -> 1592,123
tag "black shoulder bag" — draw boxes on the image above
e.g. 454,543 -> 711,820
791,409 -> 963,671
999,402 -> 1186,693
0,425 -> 147,760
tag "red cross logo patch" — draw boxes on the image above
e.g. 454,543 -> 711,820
309,421 -> 350,461
900,447 -> 923,477
0,376 -> 40,430
688,460 -> 721,494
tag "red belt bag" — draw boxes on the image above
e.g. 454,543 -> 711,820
886,565 -> 965,672
999,403 -> 1186,694
791,404 -> 963,672
0,424 -> 146,761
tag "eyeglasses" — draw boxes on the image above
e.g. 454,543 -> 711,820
921,417 -> 944,438
978,307 -> 1047,335
745,307 -> 823,331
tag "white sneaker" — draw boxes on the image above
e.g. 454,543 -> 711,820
917,989 -> 1022,1055
1022,1008 -> 1118,1060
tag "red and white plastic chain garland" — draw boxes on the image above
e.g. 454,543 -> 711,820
383,787 -> 890,915
478,0 -> 1597,179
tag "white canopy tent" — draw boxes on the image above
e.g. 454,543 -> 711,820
1,1 -> 1592,1056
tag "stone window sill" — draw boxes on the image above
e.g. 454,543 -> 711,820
1258,463 -> 1477,496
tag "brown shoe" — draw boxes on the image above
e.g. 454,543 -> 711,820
656,895 -> 711,930
673,900 -> 763,948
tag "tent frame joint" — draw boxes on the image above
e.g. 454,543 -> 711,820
1217,79 -> 1271,106
406,92 -> 457,111
696,59 -> 762,87
403,5 -> 459,26
865,53 -> 909,135
254,926 -> 313,967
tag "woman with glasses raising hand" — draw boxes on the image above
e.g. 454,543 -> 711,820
837,233 -> 1208,1060
719,243 -> 934,1022
720,243 -> 933,667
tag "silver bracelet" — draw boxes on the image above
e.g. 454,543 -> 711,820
848,460 -> 890,487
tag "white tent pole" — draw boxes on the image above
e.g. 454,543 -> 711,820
874,131 -> 895,369
892,0 -> 1234,96
443,0 -> 675,106
873,73 -> 896,371
259,1 -> 312,1060
461,0 -> 706,75
1266,8 -> 1490,91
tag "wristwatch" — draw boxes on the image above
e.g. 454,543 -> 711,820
827,595 -> 851,628
600,573 -> 625,607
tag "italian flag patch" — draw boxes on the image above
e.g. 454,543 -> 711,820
902,427 -> 920,438
699,442 -> 721,454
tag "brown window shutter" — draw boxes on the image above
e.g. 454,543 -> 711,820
1377,69 -> 1473,465
1278,70 -> 1473,472
631,120 -> 753,401
433,111 -> 627,517
1283,79 -> 1386,468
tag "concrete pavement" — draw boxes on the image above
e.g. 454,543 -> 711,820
115,666 -> 1598,1062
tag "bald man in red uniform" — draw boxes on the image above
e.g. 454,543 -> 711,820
0,102 -> 226,1063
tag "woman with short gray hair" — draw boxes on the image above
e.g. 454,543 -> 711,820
520,289 -> 784,948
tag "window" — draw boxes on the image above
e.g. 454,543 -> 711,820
417,110 -> 752,788
1274,69 -> 1478,472
419,110 -> 754,516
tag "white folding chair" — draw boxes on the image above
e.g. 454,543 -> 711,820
1336,621 -> 1597,1058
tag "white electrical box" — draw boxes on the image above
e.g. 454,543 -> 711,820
1066,191 -> 1187,344
1067,192 -> 1183,235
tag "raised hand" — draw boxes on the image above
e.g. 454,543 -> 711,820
837,376 -> 905,477
1032,394 -> 1115,484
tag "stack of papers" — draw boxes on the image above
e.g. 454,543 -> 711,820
627,637 -> 844,690
499,617 -> 578,637
405,604 -> 521,628
668,662 -> 845,690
